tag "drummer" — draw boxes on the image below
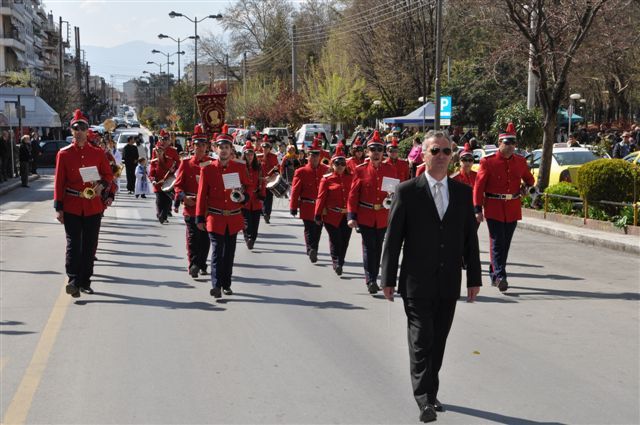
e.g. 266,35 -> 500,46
315,144 -> 353,276
259,136 -> 279,224
241,141 -> 265,250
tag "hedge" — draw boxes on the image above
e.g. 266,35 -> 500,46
545,182 -> 580,214
577,159 -> 640,203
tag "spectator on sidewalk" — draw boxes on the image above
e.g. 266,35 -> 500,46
30,131 -> 41,174
2,130 -> 14,179
612,132 -> 635,158
18,135 -> 32,187
407,137 -> 423,178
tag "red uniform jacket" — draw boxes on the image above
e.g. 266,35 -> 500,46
260,152 -> 279,178
196,159 -> 251,235
385,157 -> 410,182
290,162 -> 330,221
320,150 -> 331,164
473,152 -> 535,222
416,163 -> 426,177
243,164 -> 266,212
315,172 -> 353,227
452,169 -> 477,188
149,148 -> 181,193
347,161 -> 398,229
54,141 -> 113,216
174,156 -> 209,217
346,156 -> 364,174
103,150 -> 118,204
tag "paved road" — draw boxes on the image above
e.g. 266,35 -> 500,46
1,175 -> 639,424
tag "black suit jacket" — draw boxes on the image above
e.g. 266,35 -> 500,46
381,173 -> 482,299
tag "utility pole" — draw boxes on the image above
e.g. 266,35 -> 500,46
58,17 -> 63,85
225,53 -> 229,92
526,7 -> 538,110
291,24 -> 297,93
242,51 -> 247,105
433,0 -> 443,130
74,27 -> 82,94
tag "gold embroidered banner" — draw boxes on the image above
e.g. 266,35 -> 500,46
196,93 -> 227,135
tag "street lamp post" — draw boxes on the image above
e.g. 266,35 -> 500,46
418,96 -> 428,134
152,49 -> 183,91
158,33 -> 197,83
373,100 -> 382,130
169,11 -> 223,121
568,93 -> 581,137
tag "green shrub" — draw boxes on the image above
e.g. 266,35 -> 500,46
545,182 -> 580,214
399,134 -> 422,159
577,159 -> 640,204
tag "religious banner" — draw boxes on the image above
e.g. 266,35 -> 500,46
196,93 -> 227,135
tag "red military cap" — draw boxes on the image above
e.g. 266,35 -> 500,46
498,122 -> 517,142
331,144 -> 346,162
221,123 -> 229,135
387,138 -> 399,151
159,128 -> 169,138
215,133 -> 233,145
352,136 -> 363,148
459,142 -> 474,158
86,128 -> 98,143
367,130 -> 384,147
242,141 -> 255,152
261,134 -> 271,147
192,123 -> 207,141
308,138 -> 322,153
70,109 -> 89,126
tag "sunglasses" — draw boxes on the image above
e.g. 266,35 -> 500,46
429,147 -> 452,156
369,146 -> 384,153
72,123 -> 88,131
333,160 -> 346,166
461,157 -> 474,162
502,140 -> 516,146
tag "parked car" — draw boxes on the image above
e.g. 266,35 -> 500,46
263,127 -> 290,142
128,119 -> 140,128
295,123 -> 330,149
115,131 -> 148,155
38,140 -> 70,167
526,147 -> 604,185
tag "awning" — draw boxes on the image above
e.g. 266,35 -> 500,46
1,93 -> 61,128
383,102 -> 436,125
9,47 -> 25,62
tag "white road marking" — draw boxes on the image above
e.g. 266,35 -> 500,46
0,209 -> 29,221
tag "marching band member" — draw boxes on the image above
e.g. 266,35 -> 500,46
196,133 -> 251,299
54,109 -> 113,297
346,137 -> 365,174
314,145 -> 353,276
473,123 -> 534,292
241,141 -> 266,250
347,130 -> 398,295
259,136 -> 279,224
290,139 -> 330,263
451,143 -> 477,187
174,129 -> 211,279
150,129 -> 181,224
385,137 -> 410,182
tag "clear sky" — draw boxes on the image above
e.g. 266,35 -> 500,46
45,0 -> 230,48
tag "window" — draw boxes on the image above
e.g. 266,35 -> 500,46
553,151 -> 599,166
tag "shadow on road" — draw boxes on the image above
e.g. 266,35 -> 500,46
234,262 -> 296,272
74,291 -> 223,311
92,273 -> 194,289
220,292 -> 365,310
508,286 -> 639,301
96,247 -> 182,260
257,232 -> 297,239
445,404 -> 563,425
233,275 -> 321,288
99,230 -> 163,238
508,272 -> 584,281
98,238 -> 172,247
253,240 -> 306,248
93,258 -> 184,272
2,269 -> 62,275
0,320 -> 36,336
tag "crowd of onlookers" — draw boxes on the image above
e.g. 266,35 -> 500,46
0,130 -> 41,186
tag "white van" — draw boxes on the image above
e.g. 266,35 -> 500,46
262,127 -> 290,141
295,123 -> 331,149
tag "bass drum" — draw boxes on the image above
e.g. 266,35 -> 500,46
162,175 -> 176,193
266,173 -> 289,198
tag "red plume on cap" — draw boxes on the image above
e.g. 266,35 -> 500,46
242,141 -> 255,152
159,129 -> 169,138
352,137 -> 363,147
331,144 -> 346,161
367,130 -> 384,147
388,138 -> 399,149
70,109 -> 88,125
192,124 -> 206,140
499,122 -> 517,141
221,123 -> 229,135
460,142 -> 474,157
309,138 -> 322,152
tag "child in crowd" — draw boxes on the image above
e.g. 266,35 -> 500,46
135,157 -> 150,198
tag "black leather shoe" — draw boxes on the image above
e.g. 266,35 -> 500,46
210,287 -> 222,298
419,404 -> 437,423
200,267 -> 208,276
498,278 -> 508,292
223,287 -> 233,296
189,264 -> 200,278
247,239 -> 255,250
431,398 -> 444,412
65,282 -> 80,297
309,249 -> 318,263
264,215 -> 270,224
80,287 -> 94,294
367,281 -> 380,294
335,265 -> 343,276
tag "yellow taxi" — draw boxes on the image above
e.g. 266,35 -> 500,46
623,151 -> 640,165
526,147 -> 604,185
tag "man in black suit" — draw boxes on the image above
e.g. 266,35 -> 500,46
122,136 -> 139,194
381,131 -> 482,423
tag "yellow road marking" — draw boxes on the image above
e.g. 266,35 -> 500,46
0,357 -> 7,374
2,285 -> 70,425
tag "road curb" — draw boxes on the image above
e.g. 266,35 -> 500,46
518,219 -> 640,255
0,174 -> 41,197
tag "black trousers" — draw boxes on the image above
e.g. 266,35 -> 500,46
302,219 -> 322,254
403,297 -> 457,409
63,212 -> 102,289
359,225 -> 387,283
486,219 -> 518,283
184,216 -> 210,270
262,190 -> 274,217
125,163 -> 136,192
242,209 -> 261,241
19,161 -> 29,186
155,191 -> 172,222
324,217 -> 352,268
209,228 -> 238,289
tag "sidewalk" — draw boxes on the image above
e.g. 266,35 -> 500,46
519,214 -> 640,254
0,174 -> 41,197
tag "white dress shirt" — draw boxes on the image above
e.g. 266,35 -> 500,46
424,172 -> 449,213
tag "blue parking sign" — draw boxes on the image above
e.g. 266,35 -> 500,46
440,96 -> 452,119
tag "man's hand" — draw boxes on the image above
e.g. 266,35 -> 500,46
184,196 -> 196,207
290,209 -> 298,216
347,219 -> 358,229
105,198 -> 113,207
475,212 -> 484,224
94,184 -> 104,198
467,286 -> 480,303
382,286 -> 395,302
196,223 -> 205,232
56,211 -> 64,224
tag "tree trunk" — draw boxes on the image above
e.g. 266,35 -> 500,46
537,111 -> 557,191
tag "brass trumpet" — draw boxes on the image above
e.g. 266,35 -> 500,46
82,186 -> 96,199
382,192 -> 394,210
230,188 -> 246,203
